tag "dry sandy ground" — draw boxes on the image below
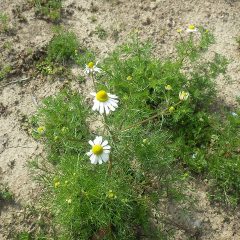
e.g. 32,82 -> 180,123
0,0 -> 240,239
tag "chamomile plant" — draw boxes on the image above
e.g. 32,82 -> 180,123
32,26 -> 240,240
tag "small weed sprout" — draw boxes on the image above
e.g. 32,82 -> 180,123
0,64 -> 11,80
33,0 -> 62,22
94,25 -> 108,40
0,184 -> 13,202
47,30 -> 79,63
237,36 -> 240,49
0,12 -> 9,33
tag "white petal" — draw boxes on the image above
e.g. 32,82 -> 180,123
111,98 -> 119,103
86,151 -> 93,156
90,155 -> 97,164
186,28 -> 198,33
101,153 -> 109,162
99,103 -> 104,114
103,149 -> 110,154
98,158 -> 103,164
90,92 -> 96,96
92,101 -> 99,111
107,102 -> 116,111
102,140 -> 108,147
103,145 -> 111,150
108,93 -> 118,99
110,98 -> 119,104
94,67 -> 101,73
94,156 -> 100,164
93,136 -> 102,145
88,140 -> 94,146
84,67 -> 90,74
97,136 -> 103,144
93,137 -> 100,145
104,104 -> 110,115
109,99 -> 118,108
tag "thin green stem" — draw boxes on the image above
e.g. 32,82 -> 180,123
102,115 -> 115,175
121,101 -> 182,132
91,72 -> 96,91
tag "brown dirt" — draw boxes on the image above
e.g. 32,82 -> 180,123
0,0 -> 240,239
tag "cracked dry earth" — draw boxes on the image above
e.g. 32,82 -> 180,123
0,0 -> 240,239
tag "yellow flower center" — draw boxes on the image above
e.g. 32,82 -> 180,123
169,106 -> 175,112
87,62 -> 94,68
37,126 -> 45,134
92,144 -> 103,155
165,85 -> 172,91
127,76 -> 132,81
96,90 -> 108,102
189,25 -> 195,30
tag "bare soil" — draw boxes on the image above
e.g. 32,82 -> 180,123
0,0 -> 240,239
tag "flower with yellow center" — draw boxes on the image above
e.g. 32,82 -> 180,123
165,85 -> 172,91
179,91 -> 190,101
37,126 -> 46,134
186,24 -> 198,33
87,62 -> 94,68
169,106 -> 175,113
87,136 -> 111,164
84,61 -> 101,75
90,90 -> 119,115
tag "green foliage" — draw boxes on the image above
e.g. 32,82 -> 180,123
237,36 -> 240,49
94,25 -> 108,40
0,12 -> 9,32
33,0 -> 62,22
36,59 -> 66,76
32,28 -> 240,240
176,27 -> 215,61
0,64 -> 11,80
32,90 -> 89,163
101,31 -> 227,146
34,89 -> 164,239
16,232 -> 31,240
37,29 -> 94,77
16,231 -> 47,240
0,184 -> 13,202
73,48 -> 95,68
47,30 -> 79,63
207,111 -> 240,205
100,31 -> 239,205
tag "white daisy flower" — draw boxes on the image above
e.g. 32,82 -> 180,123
87,136 -> 111,164
231,112 -> 238,117
90,90 -> 119,115
84,61 -> 101,75
179,91 -> 189,101
186,24 -> 198,33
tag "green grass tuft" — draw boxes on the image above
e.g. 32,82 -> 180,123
47,30 -> 79,63
33,0 -> 62,22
